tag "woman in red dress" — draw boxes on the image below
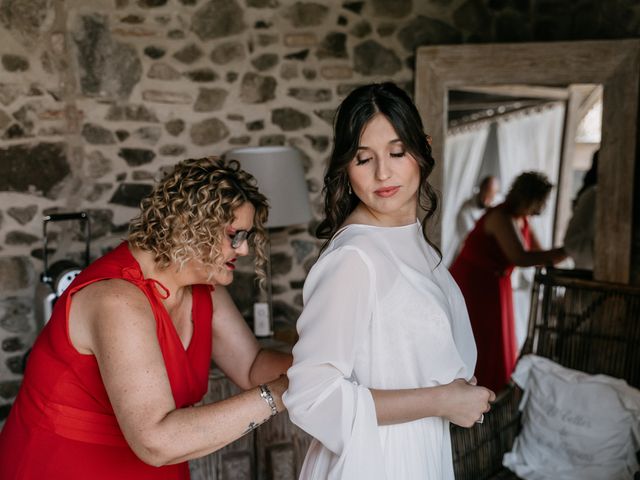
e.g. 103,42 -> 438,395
450,172 -> 566,393
0,157 -> 292,479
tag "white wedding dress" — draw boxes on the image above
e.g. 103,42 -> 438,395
284,221 -> 477,479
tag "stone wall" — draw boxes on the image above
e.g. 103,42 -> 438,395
0,0 -> 638,420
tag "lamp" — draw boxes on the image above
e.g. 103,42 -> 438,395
226,146 -> 312,336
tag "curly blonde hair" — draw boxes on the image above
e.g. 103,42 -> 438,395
128,156 -> 269,286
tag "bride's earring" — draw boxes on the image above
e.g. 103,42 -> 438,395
348,182 -> 352,195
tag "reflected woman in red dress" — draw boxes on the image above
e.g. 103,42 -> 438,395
450,172 -> 567,393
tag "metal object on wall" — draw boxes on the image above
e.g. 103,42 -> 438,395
34,212 -> 91,332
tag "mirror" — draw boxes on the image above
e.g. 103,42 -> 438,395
415,40 -> 640,283
441,84 -> 601,262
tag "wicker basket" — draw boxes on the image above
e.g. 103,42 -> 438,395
452,268 -> 640,480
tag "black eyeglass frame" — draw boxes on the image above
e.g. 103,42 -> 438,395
230,230 -> 254,249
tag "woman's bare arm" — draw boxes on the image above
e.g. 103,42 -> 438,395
485,209 -> 566,267
210,286 -> 292,389
528,225 -> 544,252
371,378 -> 495,428
71,280 -> 287,467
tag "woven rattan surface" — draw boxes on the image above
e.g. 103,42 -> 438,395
452,268 -> 640,479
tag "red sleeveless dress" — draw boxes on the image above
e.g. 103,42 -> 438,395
449,207 -> 531,393
0,242 -> 213,479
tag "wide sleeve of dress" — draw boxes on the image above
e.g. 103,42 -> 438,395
283,245 -> 386,477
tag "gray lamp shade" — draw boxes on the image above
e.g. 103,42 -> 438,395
226,146 -> 312,228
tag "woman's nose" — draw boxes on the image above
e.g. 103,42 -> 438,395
375,158 -> 391,180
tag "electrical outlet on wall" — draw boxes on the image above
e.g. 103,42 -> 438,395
253,302 -> 271,337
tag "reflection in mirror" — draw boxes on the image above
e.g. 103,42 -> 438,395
441,84 -> 603,264
442,84 -> 602,348
442,85 -> 569,265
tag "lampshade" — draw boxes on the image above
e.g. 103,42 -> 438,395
226,146 -> 312,228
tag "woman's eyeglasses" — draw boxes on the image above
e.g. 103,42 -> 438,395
229,230 -> 254,249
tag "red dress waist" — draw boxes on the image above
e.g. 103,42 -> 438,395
17,382 -> 128,447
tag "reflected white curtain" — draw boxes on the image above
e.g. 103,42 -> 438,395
442,125 -> 490,266
496,103 -> 566,349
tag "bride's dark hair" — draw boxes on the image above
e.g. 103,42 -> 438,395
316,82 -> 440,256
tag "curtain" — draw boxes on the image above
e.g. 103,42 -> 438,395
496,103 -> 566,349
496,103 -> 566,247
442,125 -> 490,266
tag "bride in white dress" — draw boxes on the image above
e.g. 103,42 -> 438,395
283,83 -> 496,480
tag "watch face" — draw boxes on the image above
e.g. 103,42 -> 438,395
55,269 -> 82,297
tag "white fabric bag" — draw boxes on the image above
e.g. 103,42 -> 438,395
503,354 -> 640,480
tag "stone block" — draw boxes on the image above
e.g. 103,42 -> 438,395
190,118 -> 230,145
397,15 -> 461,51
288,87 -> 331,103
192,0 -> 246,40
71,14 -> 142,99
0,380 -> 20,400
132,126 -> 162,145
240,73 -> 276,104
142,90 -> 193,104
229,136 -> 251,145
317,32 -> 348,59
118,148 -> 156,166
1,54 -> 29,72
210,41 -> 245,65
105,104 -> 159,122
158,144 -> 186,156
144,46 -> 166,59
0,296 -> 33,333
259,134 -> 285,146
194,88 -> 228,112
165,118 -> 185,136
5,231 -> 39,246
82,123 -> 116,144
271,108 -> 311,131
7,205 -> 37,225
173,44 -> 203,64
284,2 -> 329,27
2,337 -> 25,352
283,33 -> 318,48
353,39 -> 401,75
110,183 -> 153,208
184,68 -> 218,82
251,53 -> 279,71
371,0 -> 412,18
148,62 -> 181,80
0,142 -> 69,197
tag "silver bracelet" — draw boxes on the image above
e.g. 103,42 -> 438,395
259,383 -> 278,417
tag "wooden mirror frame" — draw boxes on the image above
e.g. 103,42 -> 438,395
415,40 -> 640,283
